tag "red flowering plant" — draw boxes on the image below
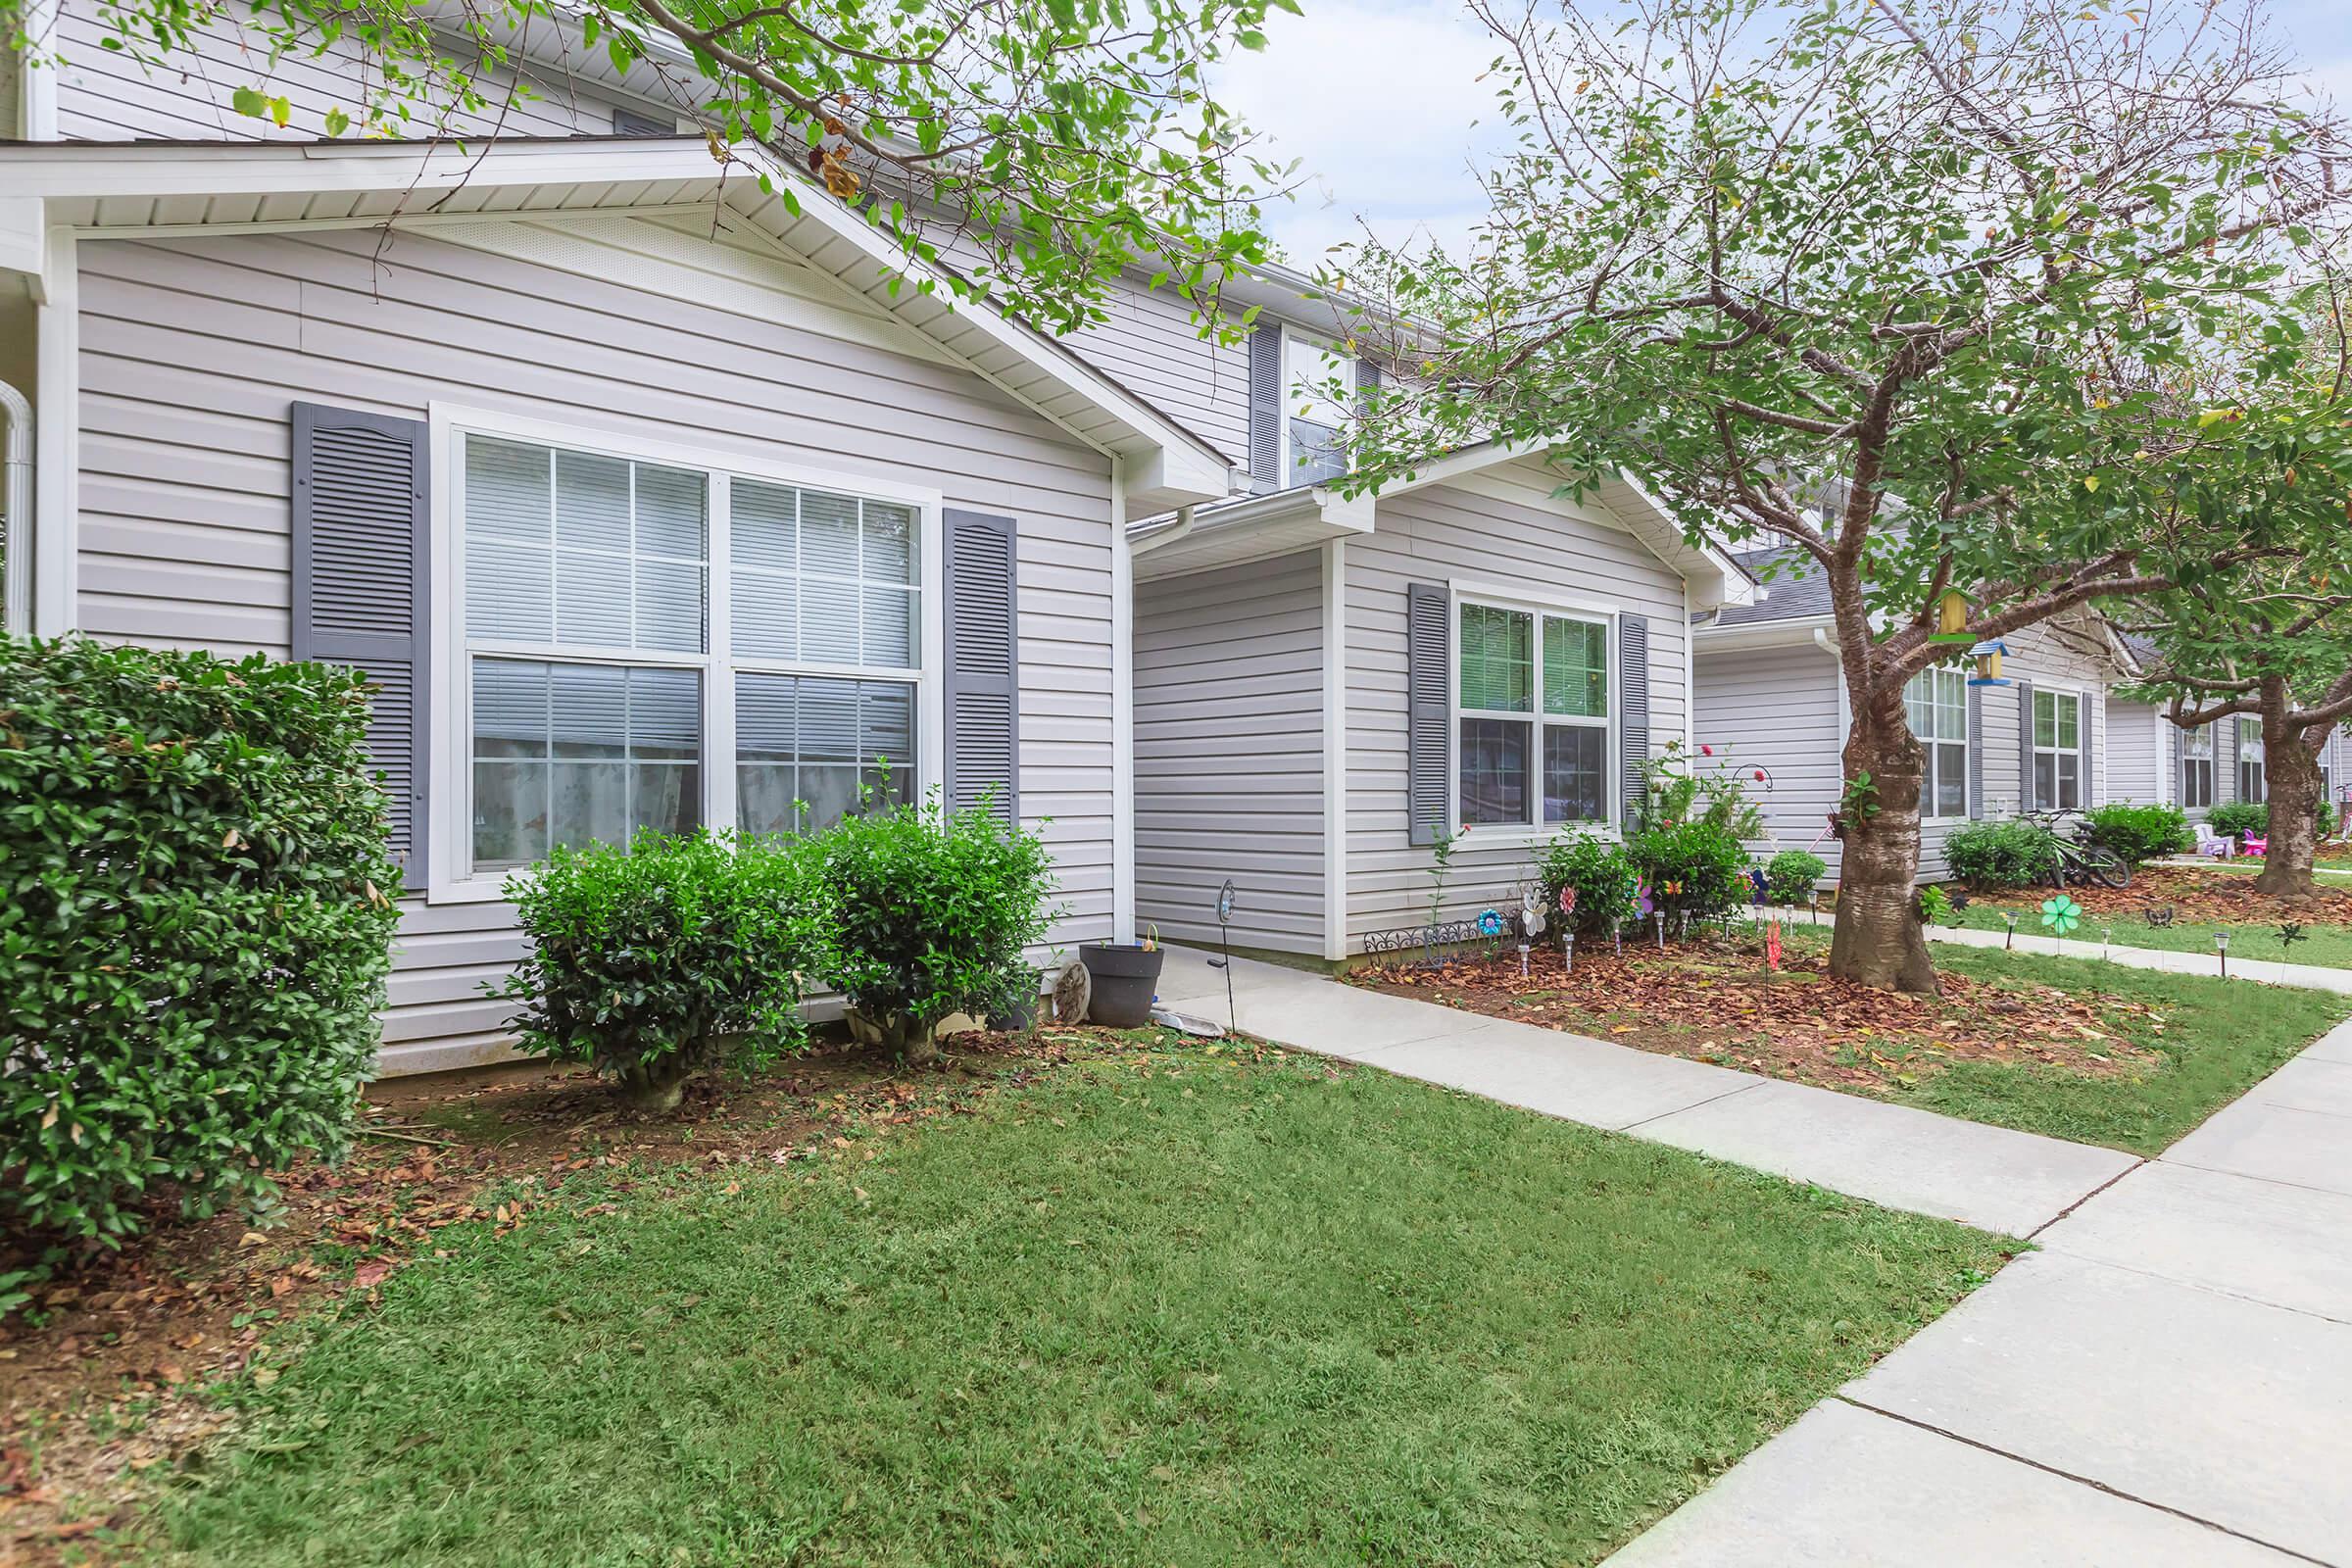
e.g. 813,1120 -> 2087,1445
1632,738 -> 1768,840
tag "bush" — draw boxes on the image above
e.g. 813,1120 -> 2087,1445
1633,738 -> 1768,839
1536,829 -> 1641,935
1944,818 -> 2061,888
2084,803 -> 2190,866
493,830 -> 822,1111
1763,849 -> 1828,906
1,636 -> 401,1276
1628,819 -> 1752,925
2208,801 -> 2267,840
814,791 -> 1058,1062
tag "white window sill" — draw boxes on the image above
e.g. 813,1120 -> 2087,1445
428,877 -> 518,906
1455,823 -> 1622,852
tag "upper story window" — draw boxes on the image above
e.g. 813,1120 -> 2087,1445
1904,666 -> 1968,818
1457,598 -> 1611,830
1284,333 -> 1354,485
2182,722 -> 2214,808
459,430 -> 923,880
2031,689 -> 2082,810
2238,715 -> 2266,803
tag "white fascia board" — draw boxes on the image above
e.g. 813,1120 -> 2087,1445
1691,613 -> 1838,654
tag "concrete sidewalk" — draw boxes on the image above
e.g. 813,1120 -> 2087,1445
1151,947 -> 2352,1564
1152,947 -> 2133,1239
1609,1022 -> 2352,1566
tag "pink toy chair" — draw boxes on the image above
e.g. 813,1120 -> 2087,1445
2242,834 -> 2268,858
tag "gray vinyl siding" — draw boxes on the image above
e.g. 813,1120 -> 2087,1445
1344,469 -> 1690,940
1064,275 -> 1250,467
1695,641 -> 1843,882
1132,551 -> 1325,955
1974,617 -> 2114,818
2104,699 -> 2165,805
51,0 -> 647,142
73,221 -> 1122,1074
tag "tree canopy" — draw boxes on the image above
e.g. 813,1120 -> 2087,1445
10,0 -> 1298,332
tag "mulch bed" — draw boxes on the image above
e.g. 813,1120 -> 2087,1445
1348,936 -> 2167,1094
0,1022 -> 1197,1562
1979,864 -> 2352,926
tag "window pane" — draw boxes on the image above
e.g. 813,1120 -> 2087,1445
863,502 -> 916,583
734,674 -> 915,835
1544,617 -> 1607,718
635,465 -> 707,559
2056,697 -> 2079,750
466,437 -> 550,544
1283,337 -> 1352,427
729,482 -> 918,667
470,659 -> 702,871
2034,692 -> 2056,749
1459,717 -> 1530,825
555,549 -> 632,647
730,480 -> 800,662
1459,605 -> 1533,713
556,449 -> 631,554
1543,724 -> 1607,823
2033,753 -> 2057,811
2058,753 -> 2080,809
1289,418 -> 1346,482
1936,743 -> 1966,816
800,490 -> 860,578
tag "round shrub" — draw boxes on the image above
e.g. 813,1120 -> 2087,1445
2208,801 -> 2268,840
2083,803 -> 2190,866
814,792 -> 1058,1062
493,829 -> 823,1112
1537,828 -> 1640,934
1,635 -> 401,1265
1943,818 -> 2061,888
1763,849 -> 1828,906
1628,819 -> 1752,924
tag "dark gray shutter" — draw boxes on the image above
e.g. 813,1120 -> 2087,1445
1356,358 -> 1382,404
290,402 -> 429,879
2224,717 -> 2241,805
1247,321 -> 1282,490
2171,720 -> 2185,807
942,509 -> 1020,825
1966,683 -> 1984,818
2081,695 -> 2097,808
1620,614 -> 1650,830
2016,680 -> 2036,810
1405,581 -> 1449,848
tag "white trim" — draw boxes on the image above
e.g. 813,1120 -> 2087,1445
1682,577 -> 1696,754
0,374 -> 30,635
1903,664 -> 1971,825
18,0 -> 60,141
423,399 -> 945,903
1109,456 -> 1136,944
1448,581 -> 1617,847
30,224 -> 74,636
1323,538 -> 1349,960
2026,684 -> 2089,812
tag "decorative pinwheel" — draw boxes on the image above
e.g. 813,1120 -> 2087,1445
1477,907 -> 1504,937
1558,885 -> 1578,915
1635,881 -> 1654,917
2039,894 -> 2082,937
1747,867 -> 1770,905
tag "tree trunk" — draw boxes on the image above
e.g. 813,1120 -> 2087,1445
614,1053 -> 693,1114
877,1011 -> 941,1066
1828,681 -> 1940,994
2255,694 -> 2321,898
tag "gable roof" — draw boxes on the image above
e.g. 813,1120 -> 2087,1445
0,134 -> 1235,512
1710,545 -> 1834,626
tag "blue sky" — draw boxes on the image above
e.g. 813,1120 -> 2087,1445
1217,0 -> 2352,266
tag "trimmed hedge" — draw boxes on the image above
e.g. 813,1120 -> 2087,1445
1943,818 -> 2061,888
1628,819 -> 1752,923
2083,803 -> 2190,866
1,636 -> 401,1269
1537,829 -> 1641,934
1763,849 -> 1828,906
2208,801 -> 2267,839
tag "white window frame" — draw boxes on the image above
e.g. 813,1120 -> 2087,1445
1905,665 -> 1970,822
1448,580 -> 1619,847
425,403 -> 946,903
1280,327 -> 1355,488
2031,687 -> 2085,811
2181,721 -> 2215,809
2238,714 -> 2266,803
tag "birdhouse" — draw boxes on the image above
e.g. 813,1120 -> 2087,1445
1966,638 -> 2010,686
1929,588 -> 1976,644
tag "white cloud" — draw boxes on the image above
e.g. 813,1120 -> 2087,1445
1214,0 -> 1509,266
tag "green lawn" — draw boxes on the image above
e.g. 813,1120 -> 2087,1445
1803,930 -> 2349,1152
139,1046 -> 2008,1568
1954,896 -> 2352,969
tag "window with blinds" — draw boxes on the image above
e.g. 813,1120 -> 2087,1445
1904,666 -> 1968,818
460,431 -> 922,874
1457,598 -> 1612,829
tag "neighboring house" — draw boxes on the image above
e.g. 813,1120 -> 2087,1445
2108,637 -> 2352,825
0,108 -> 1238,1073
1692,548 -> 2146,883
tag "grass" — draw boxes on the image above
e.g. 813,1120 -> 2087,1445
1954,896 -> 2352,969
138,1045 -> 2009,1568
1800,928 -> 2348,1152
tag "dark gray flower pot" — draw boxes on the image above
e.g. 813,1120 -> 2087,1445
1079,943 -> 1165,1028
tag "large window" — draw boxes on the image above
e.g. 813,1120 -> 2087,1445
459,431 -> 923,878
2238,715 -> 2266,803
2032,689 -> 2082,810
2181,723 -> 2214,808
1904,666 -> 1968,818
1283,333 -> 1355,485
1457,599 -> 1610,830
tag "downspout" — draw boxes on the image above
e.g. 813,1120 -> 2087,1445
0,375 -> 29,633
1129,504 -> 1196,558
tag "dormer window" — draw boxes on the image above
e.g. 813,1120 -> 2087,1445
1284,332 -> 1354,484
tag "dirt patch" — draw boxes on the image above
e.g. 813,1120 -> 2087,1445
0,1023 -> 1192,1561
1348,936 -> 2167,1094
1976,864 -> 2352,926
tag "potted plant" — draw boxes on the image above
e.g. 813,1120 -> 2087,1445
1080,926 -> 1164,1028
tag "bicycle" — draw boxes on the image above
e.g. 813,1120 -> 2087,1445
2020,809 -> 2132,890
